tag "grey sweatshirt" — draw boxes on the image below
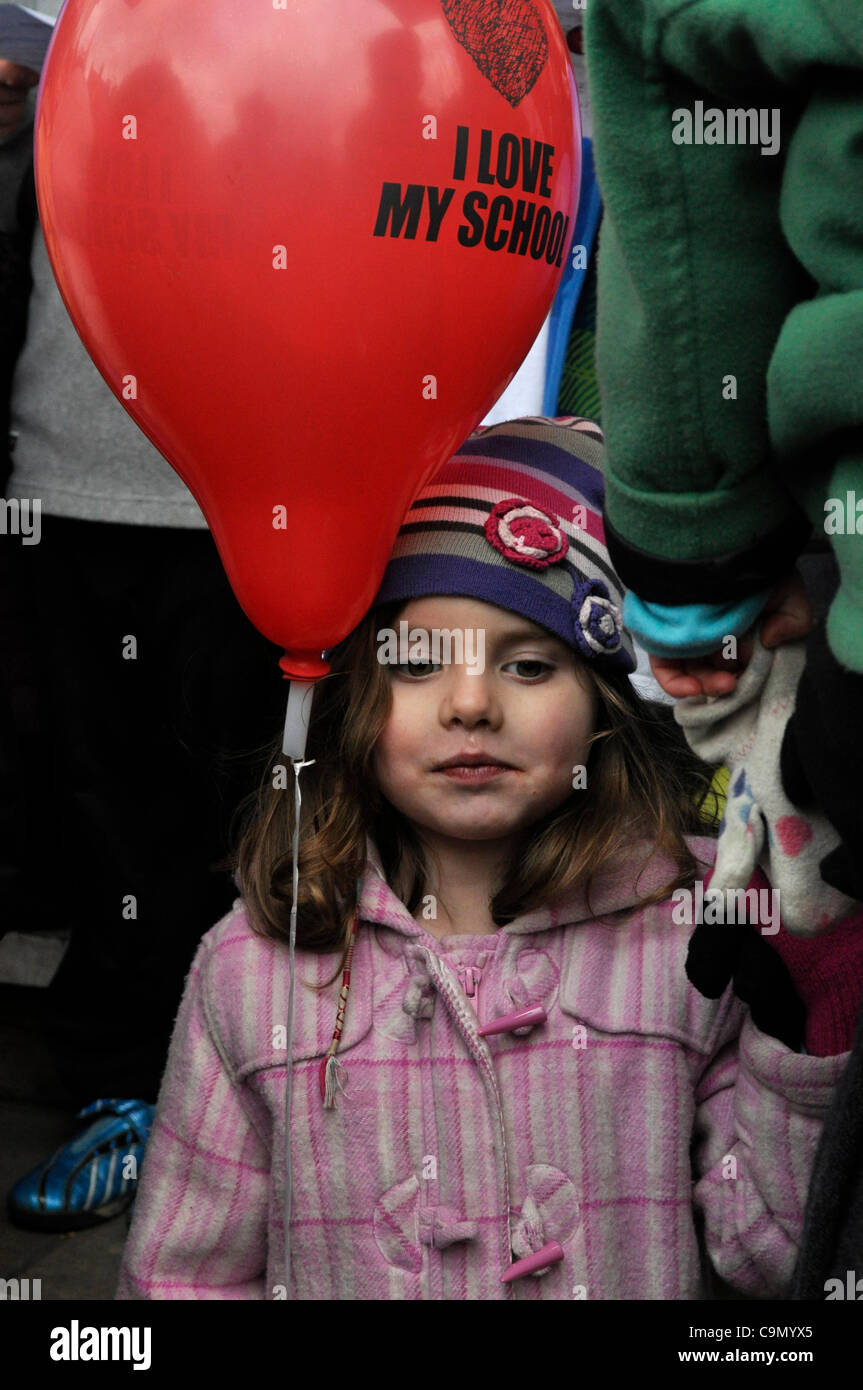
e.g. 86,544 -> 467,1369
7,202 -> 207,527
2,0 -> 205,527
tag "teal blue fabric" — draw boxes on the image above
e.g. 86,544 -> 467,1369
623,590 -> 771,658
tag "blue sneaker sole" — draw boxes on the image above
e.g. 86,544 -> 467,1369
7,1189 -> 135,1233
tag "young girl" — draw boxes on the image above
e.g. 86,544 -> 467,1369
115,416 -> 861,1301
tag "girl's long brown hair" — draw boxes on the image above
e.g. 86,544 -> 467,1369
232,600 -> 723,987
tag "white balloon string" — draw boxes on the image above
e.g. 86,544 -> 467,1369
283,755 -> 315,1300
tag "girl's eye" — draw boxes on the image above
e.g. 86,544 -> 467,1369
395,659 -> 441,678
505,659 -> 553,679
392,658 -> 553,678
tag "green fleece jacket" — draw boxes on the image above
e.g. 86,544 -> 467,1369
584,0 -> 863,671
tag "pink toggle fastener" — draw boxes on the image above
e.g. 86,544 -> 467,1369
478,1005 -> 547,1037
501,1241 -> 565,1283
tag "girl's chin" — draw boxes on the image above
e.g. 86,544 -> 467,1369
412,813 -> 527,842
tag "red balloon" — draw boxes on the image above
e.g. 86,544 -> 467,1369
35,0 -> 580,679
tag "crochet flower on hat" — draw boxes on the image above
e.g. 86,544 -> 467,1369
571,578 -> 623,660
485,497 -> 568,569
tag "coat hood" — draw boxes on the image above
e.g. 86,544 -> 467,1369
359,831 -> 719,940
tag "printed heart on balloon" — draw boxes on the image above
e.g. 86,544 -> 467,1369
441,0 -> 549,107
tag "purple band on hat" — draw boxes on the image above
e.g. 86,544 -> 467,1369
373,555 -> 636,674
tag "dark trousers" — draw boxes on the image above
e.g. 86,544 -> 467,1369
0,515 -> 285,1106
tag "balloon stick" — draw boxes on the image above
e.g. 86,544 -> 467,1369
282,677 -> 316,762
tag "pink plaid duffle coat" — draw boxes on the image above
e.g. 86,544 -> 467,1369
115,833 -> 849,1300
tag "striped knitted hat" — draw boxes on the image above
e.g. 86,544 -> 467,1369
371,415 -> 636,675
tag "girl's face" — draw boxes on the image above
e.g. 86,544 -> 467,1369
372,597 -> 598,846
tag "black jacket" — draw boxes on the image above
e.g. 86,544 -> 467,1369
0,128 -> 37,491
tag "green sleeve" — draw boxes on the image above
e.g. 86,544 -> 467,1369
584,0 -> 863,604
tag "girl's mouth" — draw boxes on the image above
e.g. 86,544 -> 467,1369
437,765 -> 513,783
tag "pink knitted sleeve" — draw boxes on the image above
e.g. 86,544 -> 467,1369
767,904 -> 863,1057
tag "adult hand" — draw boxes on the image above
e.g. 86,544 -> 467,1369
0,59 -> 40,142
647,569 -> 813,698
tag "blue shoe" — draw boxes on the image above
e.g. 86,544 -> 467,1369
7,1098 -> 154,1232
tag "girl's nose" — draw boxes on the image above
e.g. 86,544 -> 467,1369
440,669 -> 501,728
